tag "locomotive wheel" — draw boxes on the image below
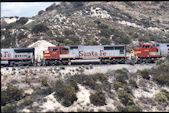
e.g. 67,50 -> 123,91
68,61 -> 71,65
9,61 -> 15,67
111,59 -> 116,64
120,60 -> 125,64
45,60 -> 50,66
145,58 -> 151,63
137,59 -> 142,64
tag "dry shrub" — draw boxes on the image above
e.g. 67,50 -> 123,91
90,92 -> 106,106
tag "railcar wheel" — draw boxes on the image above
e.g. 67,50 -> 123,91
111,59 -> 116,64
137,59 -> 142,64
68,61 -> 71,65
9,61 -> 15,67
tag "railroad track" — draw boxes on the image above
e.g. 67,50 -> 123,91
1,62 -> 156,69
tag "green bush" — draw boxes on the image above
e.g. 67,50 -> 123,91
16,17 -> 28,25
45,3 -> 56,11
153,74 -> 169,86
113,82 -> 123,90
70,73 -> 109,92
129,79 -> 138,88
84,76 -> 96,89
99,28 -> 114,38
62,84 -> 77,104
1,84 -> 24,106
111,29 -> 131,44
90,93 -> 106,106
2,103 -> 17,113
94,83 -> 103,91
90,64 -> 93,69
86,38 -> 99,45
32,24 -> 49,33
156,59 -> 165,65
152,63 -> 169,86
70,74 -> 93,90
100,38 -> 110,45
125,1 -> 135,7
54,80 -> 77,107
63,39 -> 74,45
92,73 -> 108,83
40,77 -> 48,87
5,17 -> 28,29
35,87 -> 53,96
166,55 -> 169,61
67,35 -> 80,45
64,29 -> 75,36
139,69 -> 150,80
119,105 -> 142,112
1,91 -> 9,106
123,86 -> 132,94
98,23 -> 109,29
117,90 -> 135,106
6,22 -> 18,29
154,92 -> 168,103
113,82 -> 132,94
23,96 -> 34,106
56,36 -> 66,43
161,89 -> 169,100
53,80 -> 65,98
94,19 -> 101,24
68,79 -> 79,92
115,69 -> 128,83
62,99 -> 72,107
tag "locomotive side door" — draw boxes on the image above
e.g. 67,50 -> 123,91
70,46 -> 79,58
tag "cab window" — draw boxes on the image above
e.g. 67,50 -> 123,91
143,45 -> 150,48
53,48 -> 58,51
62,48 -> 69,51
50,48 -> 58,51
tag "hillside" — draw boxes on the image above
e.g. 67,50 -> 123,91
1,57 -> 169,112
1,1 -> 169,49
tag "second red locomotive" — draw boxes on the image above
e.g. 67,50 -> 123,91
43,45 -> 126,65
134,43 -> 169,63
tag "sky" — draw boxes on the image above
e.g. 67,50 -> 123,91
1,2 -> 60,17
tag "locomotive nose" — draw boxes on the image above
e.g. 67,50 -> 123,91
134,48 -> 138,51
43,50 -> 50,57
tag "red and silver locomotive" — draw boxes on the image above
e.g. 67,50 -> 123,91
1,48 -> 35,66
43,45 -> 126,65
134,43 -> 169,63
